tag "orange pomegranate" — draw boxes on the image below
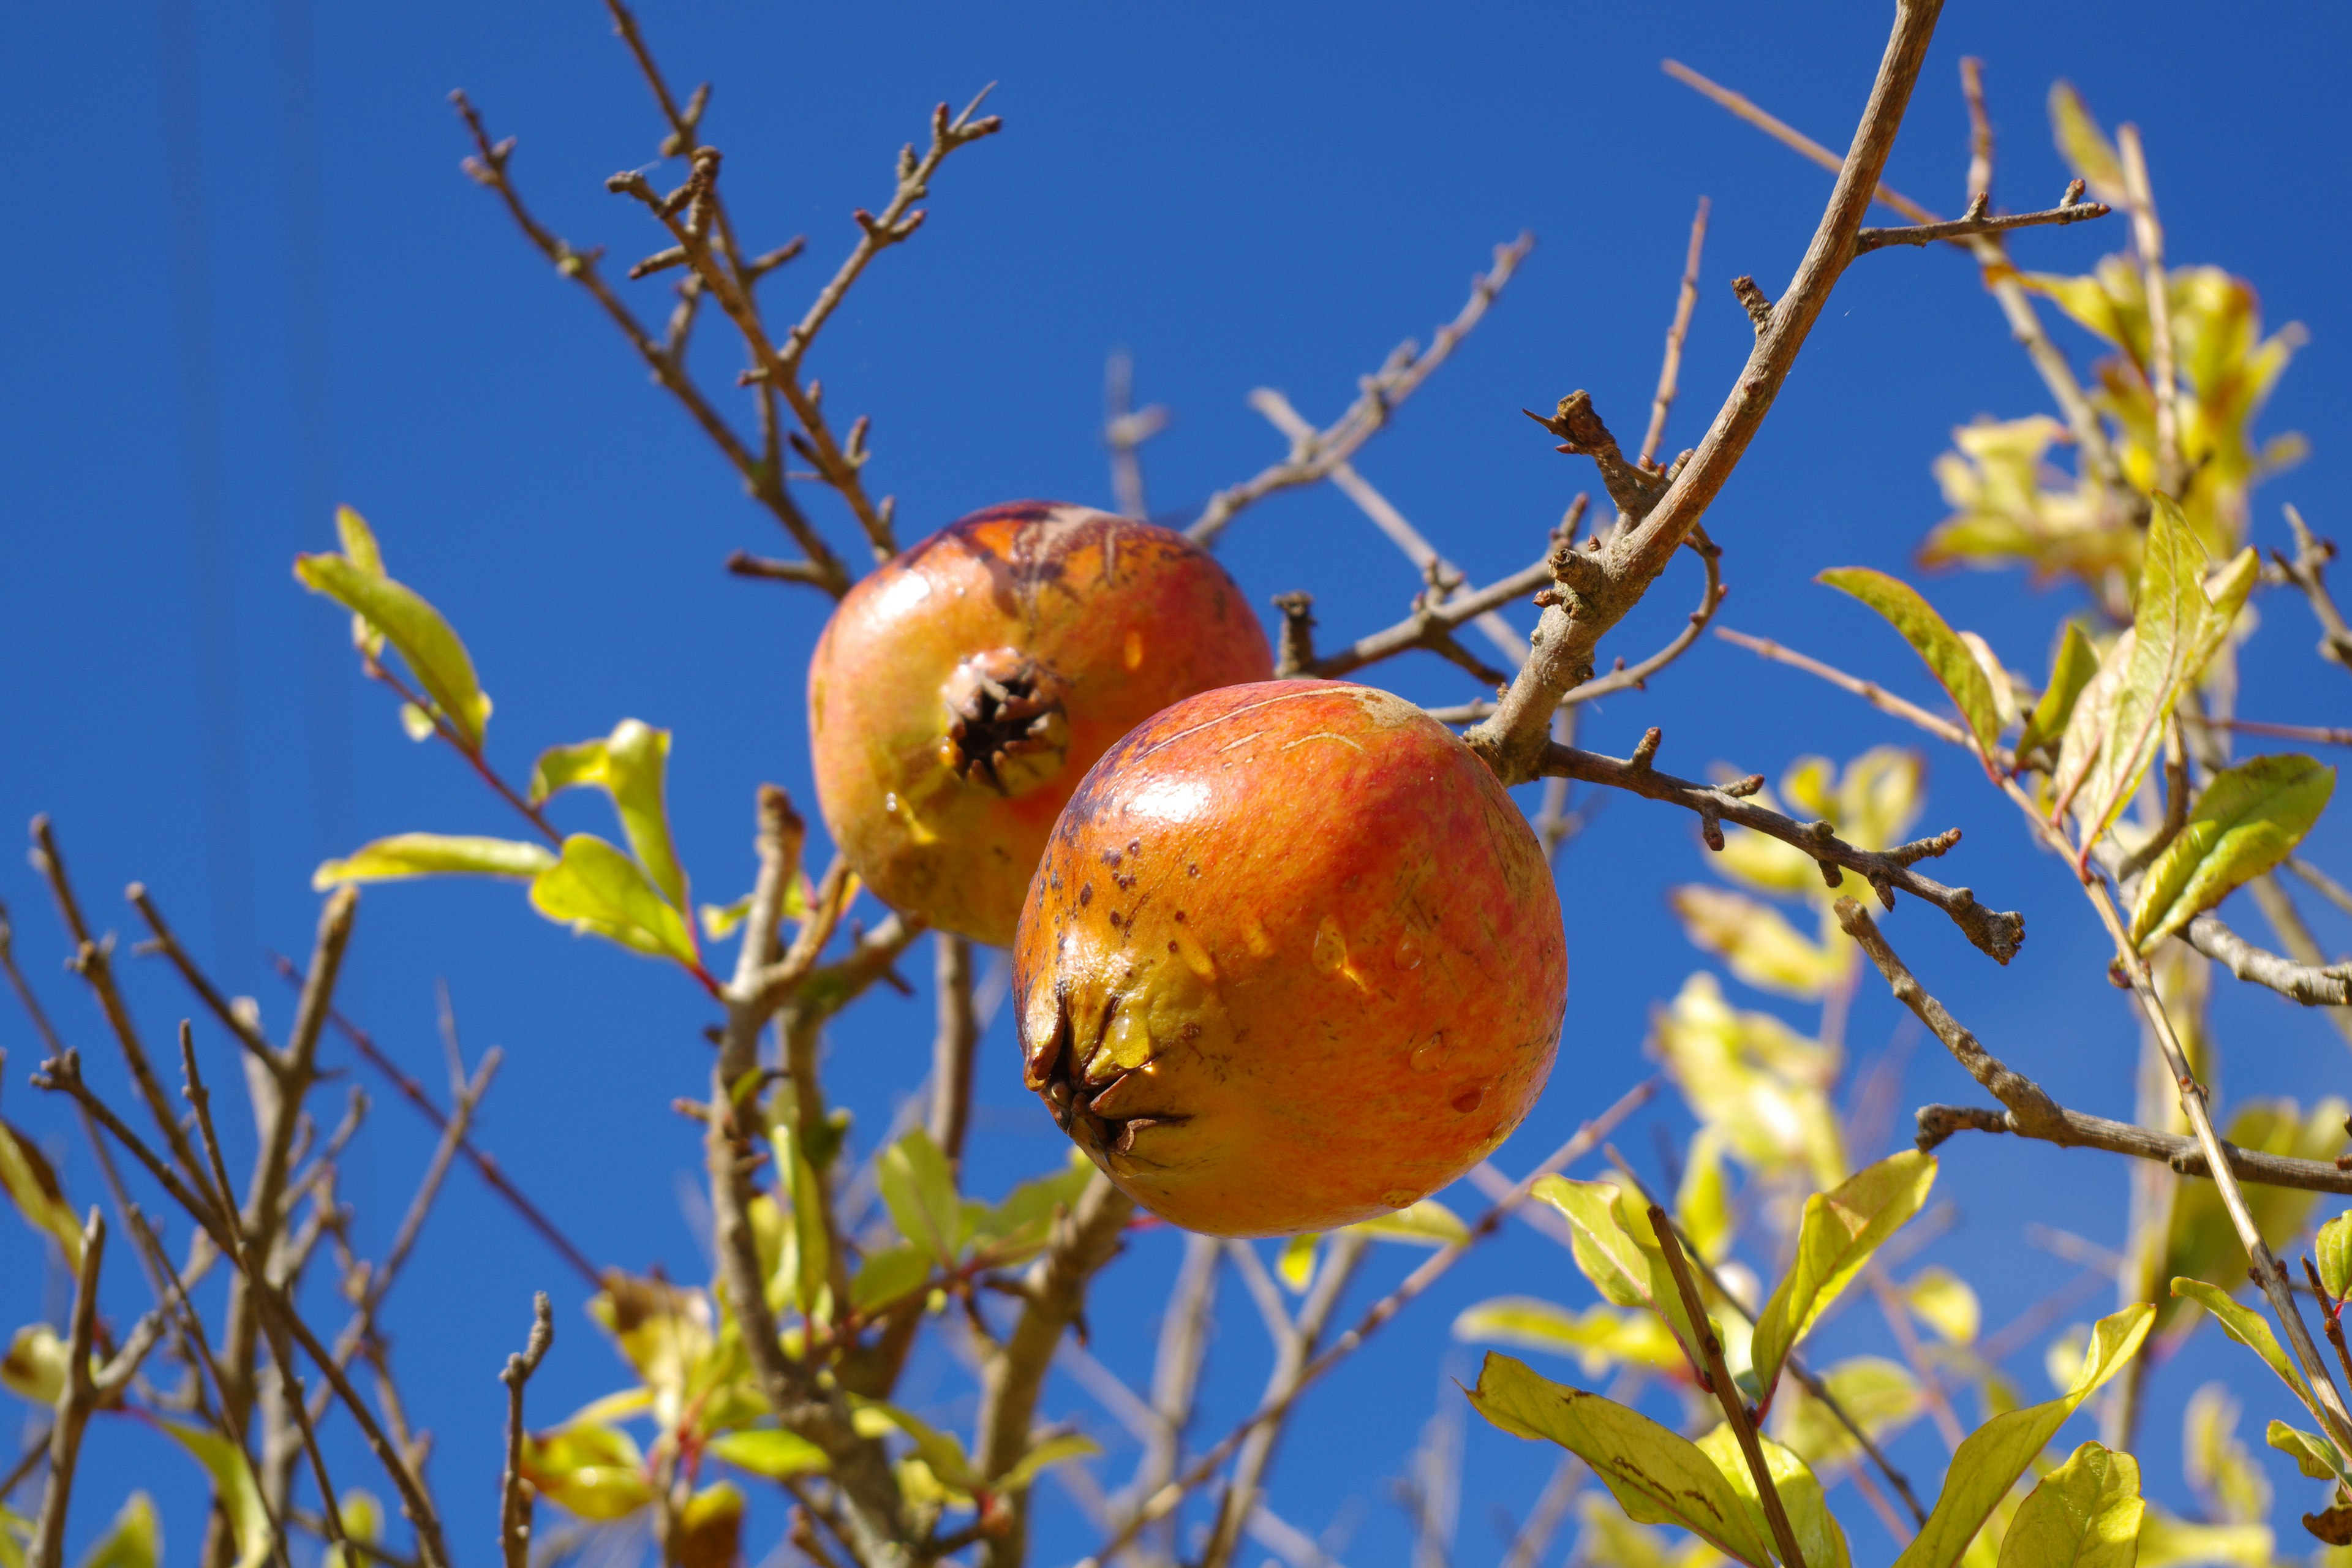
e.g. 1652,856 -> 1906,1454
1012,679 -> 1567,1235
808,502 -> 1272,946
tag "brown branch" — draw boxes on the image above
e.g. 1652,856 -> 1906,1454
725,550 -> 838,589
1313,559 -> 1553,682
1103,351 -> 1167,522
122,884 -> 276,1070
24,1210 -> 103,1568
1467,2 -> 1944,787
1853,194 -> 2108,254
2181,910 -> 2352,1007
1541,734 -> 2022,962
973,1172 -> 1136,1568
1915,1104 -> 2352,1194
1188,234 -> 1533,545
1716,622 -> 1968,747
1073,1076 -> 1659,1568
1653,1206 -> 1809,1568
1114,1234 -> 1221,1553
2246,875 -> 2352,1049
2269,506 -> 2352,674
927,933 -> 979,1168
2209,716 -> 2352,748
1642,197 -> 1711,467
499,1293 -> 554,1568
1960,56 -> 1992,207
268,953 -> 604,1289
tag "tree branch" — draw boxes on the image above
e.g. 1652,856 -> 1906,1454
1853,190 -> 2108,254
928,933 -> 979,1169
499,1293 -> 555,1568
2269,505 -> 2352,675
1642,198 -> 1711,467
24,1210 -> 104,1568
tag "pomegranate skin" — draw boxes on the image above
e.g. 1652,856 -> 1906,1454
1013,680 -> 1567,1236
808,502 -> 1272,946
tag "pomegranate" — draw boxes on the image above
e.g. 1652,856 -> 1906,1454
807,502 -> 1272,946
1013,680 -> 1567,1235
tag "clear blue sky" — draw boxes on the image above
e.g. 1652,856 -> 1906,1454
5,2 -> 2350,1563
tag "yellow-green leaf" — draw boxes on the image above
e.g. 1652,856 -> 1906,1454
967,1156 -> 1096,1268
876,1129 -> 962,1268
2132,1512 -> 2271,1568
1468,1353 -> 1775,1568
74,1492 -> 160,1568
1532,1177 -> 1708,1364
333,506 -> 386,659
1996,1442 -> 2143,1568
855,1400 -> 979,1494
1770,1357 -> 1923,1472
2130,755 -> 2334,951
320,1490 -> 382,1568
2318,1212 -> 2352,1300
775,1125 -> 831,1322
1696,1424 -> 1850,1568
0,1124 -> 81,1267
1678,1129 -> 1734,1263
707,1428 -> 830,1479
1819,567 -> 2003,755
1668,886 -> 1847,1000
2264,1420 -> 2348,1483
2048,83 -> 2125,205
1348,1198 -> 1469,1248
1,1325 -> 66,1406
1453,1297 -> 1688,1378
312,832 -> 555,891
2167,1278 -> 2316,1415
2020,622 -> 2099,761
293,549 -> 491,746
1892,1305 -> 2154,1568
1751,1151 -> 1937,1398
1904,1267 -> 1983,1345
997,1432 -> 1101,1492
849,1244 -> 932,1314
527,720 -> 690,909
521,1423 -> 656,1520
1277,1233 -> 1319,1292
157,1421 -> 270,1568
529,834 -> 696,963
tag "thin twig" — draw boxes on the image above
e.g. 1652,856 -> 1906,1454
1853,197 -> 2108,255
127,883 -> 278,1069
1641,197 -> 1711,468
2268,506 -> 2352,674
500,1293 -> 555,1568
1714,626 -> 1967,745
1104,350 -> 1167,522
2209,717 -> 2352,748
24,1210 -> 103,1568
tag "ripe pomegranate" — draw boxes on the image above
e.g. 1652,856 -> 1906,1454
808,502 -> 1272,946
1013,680 -> 1567,1235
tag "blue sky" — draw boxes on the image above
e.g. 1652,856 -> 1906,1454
6,2 -> 2351,1563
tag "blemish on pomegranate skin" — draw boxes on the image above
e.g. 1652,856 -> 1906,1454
1379,1188 -> 1416,1210
1079,884 -> 1093,907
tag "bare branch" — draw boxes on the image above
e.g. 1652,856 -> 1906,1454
1189,234 -> 1534,545
24,1210 -> 103,1568
126,883 -> 277,1069
1640,197 -> 1711,467
1104,351 -> 1168,522
1468,2 -> 1945,786
2268,505 -> 2352,674
1916,1104 -> 2352,1193
928,933 -> 981,1169
1959,56 -> 1992,207
500,1293 -> 555,1568
2181,909 -> 2352,1007
1853,194 -> 2108,254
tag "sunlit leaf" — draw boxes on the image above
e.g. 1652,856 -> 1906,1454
850,1244 -> 932,1314
529,834 -> 696,963
876,1129 -> 962,1268
2168,1278 -> 2316,1416
1532,1177 -> 1708,1365
1651,975 -> 1846,1189
1891,1305 -> 2155,1568
855,1400 -> 980,1495
1678,1130 -> 1733,1263
158,1420 -> 271,1568
1751,1152 -> 1938,1398
2132,1511 -> 2272,1568
1468,1353 -> 1774,1567
707,1428 -> 830,1479
967,1155 -> 1096,1268
1453,1297 -> 1688,1378
2048,83 -> 2125,205
2183,1383 -> 2269,1527
1996,1442 -> 2142,1568
1961,632 -> 2021,734
1277,1233 -> 1319,1292
294,548 -> 491,746
1770,1357 -> 1923,1472
1819,567 -> 2003,755
774,1125 -> 831,1322
2319,1212 -> 2352,1301
333,506 -> 386,659
0,1124 -> 81,1267
528,720 -> 690,910
1904,1267 -> 1982,1345
1575,1494 -> 1731,1568
1696,1423 -> 1850,1568
2020,623 -> 2100,763
312,832 -> 555,891
2130,755 -> 2334,950
2163,1098 -> 2346,1326
2264,1420 -> 2348,1482
1668,886 -> 1848,1000
74,1492 -> 160,1568
586,1275 -> 714,1431
320,1490 -> 382,1568
1348,1199 -> 1469,1248
997,1432 -> 1101,1492
1,1324 -> 66,1406
522,1423 -> 656,1520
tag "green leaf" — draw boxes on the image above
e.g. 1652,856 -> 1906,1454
1668,886 -> 1849,1000
2021,622 -> 2100,761
528,721 -> 690,909
707,1428 -> 831,1479
2264,1420 -> 2348,1482
1531,1177 -> 1709,1365
320,1490 -> 383,1568
2132,1512 -> 2271,1568
854,1400 -> 980,1495
529,834 -> 696,963
74,1492 -> 160,1568
0,1510 -> 23,1568
1751,1151 -> 1937,1399
1467,1352 -> 1776,1568
1892,1305 -> 2154,1568
293,549 -> 491,747
312,832 -> 555,891
332,506 -> 387,659
1903,1267 -> 1982,1345
996,1433 -> 1101,1492
774,1125 -> 831,1321
1,1324 -> 66,1405
158,1420 -> 271,1568
1277,1233 -> 1319,1292
1696,1424 -> 1850,1568
967,1156 -> 1096,1268
2318,1213 -> 2352,1300
876,1129 -> 962,1268
1453,1297 -> 1688,1378
521,1423 -> 657,1520
849,1244 -> 933,1314
2167,1278 -> 2316,1415
1996,1442 -> 2143,1568
1348,1197 -> 1470,1248
1819,567 -> 2003,755
2129,755 -> 2334,951
0,1123 -> 81,1267
2048,83 -> 2126,205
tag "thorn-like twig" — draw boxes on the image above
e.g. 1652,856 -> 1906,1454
499,1293 -> 555,1568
